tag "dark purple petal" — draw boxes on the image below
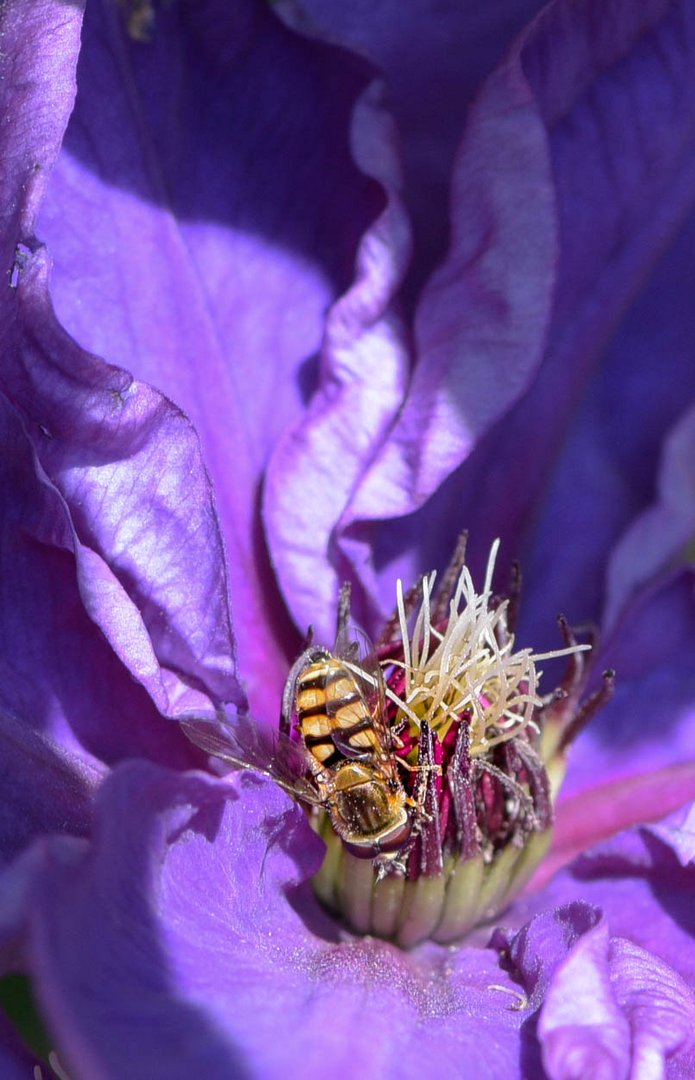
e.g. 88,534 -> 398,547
275,0 -> 548,297
336,0 -> 695,629
492,902 -> 602,1007
558,565 -> 695,800
0,711 -> 101,866
38,0 -> 387,714
603,403 -> 695,634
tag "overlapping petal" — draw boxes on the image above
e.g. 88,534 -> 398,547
1,0 -> 695,1076
267,0 -> 695,848
1,0 -> 246,771
0,762 -> 531,1079
263,80 -> 412,640
495,906 -> 695,1079
275,0 -> 548,293
4,764 -> 695,1078
346,0 -> 695,616
265,0 -> 695,656
38,0 -> 391,713
552,400 -> 695,796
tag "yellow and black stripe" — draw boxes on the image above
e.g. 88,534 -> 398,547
296,658 -> 378,767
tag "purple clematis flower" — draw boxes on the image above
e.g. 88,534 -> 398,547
2,0 -> 695,1076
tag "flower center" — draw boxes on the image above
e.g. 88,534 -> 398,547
309,537 -> 613,947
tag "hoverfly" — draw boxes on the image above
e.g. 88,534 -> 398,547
180,585 -> 416,861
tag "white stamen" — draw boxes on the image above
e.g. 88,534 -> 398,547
396,579 -> 412,695
386,542 -> 590,752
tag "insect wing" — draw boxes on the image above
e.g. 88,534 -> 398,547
333,623 -> 395,757
179,712 -> 321,807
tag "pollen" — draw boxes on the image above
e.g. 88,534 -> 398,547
304,535 -> 615,946
385,539 -> 589,754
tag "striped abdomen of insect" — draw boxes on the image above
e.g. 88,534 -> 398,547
295,651 -> 381,768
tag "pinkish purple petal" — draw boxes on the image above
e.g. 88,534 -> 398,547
540,763 -> 695,889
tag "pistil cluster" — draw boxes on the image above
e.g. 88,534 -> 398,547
312,537 -> 614,947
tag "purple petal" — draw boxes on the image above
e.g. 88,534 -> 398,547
344,35 -> 556,519
38,0 -> 388,713
610,938 -> 695,1076
559,565 -> 695,799
4,762 -> 535,1079
515,806 -> 695,989
495,900 -> 695,1078
0,710 -> 101,866
647,802 -> 695,867
603,403 -> 695,633
263,82 -> 412,638
276,0 -> 548,295
0,0 -> 82,274
9,249 -> 243,717
538,927 -> 695,1078
491,902 -> 603,1007
9,765 -> 695,1078
339,0 -> 695,626
538,917 -> 631,1079
2,1 -> 248,737
0,392 -> 195,766
539,763 -> 695,889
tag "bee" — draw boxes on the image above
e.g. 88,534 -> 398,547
180,586 -> 416,862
